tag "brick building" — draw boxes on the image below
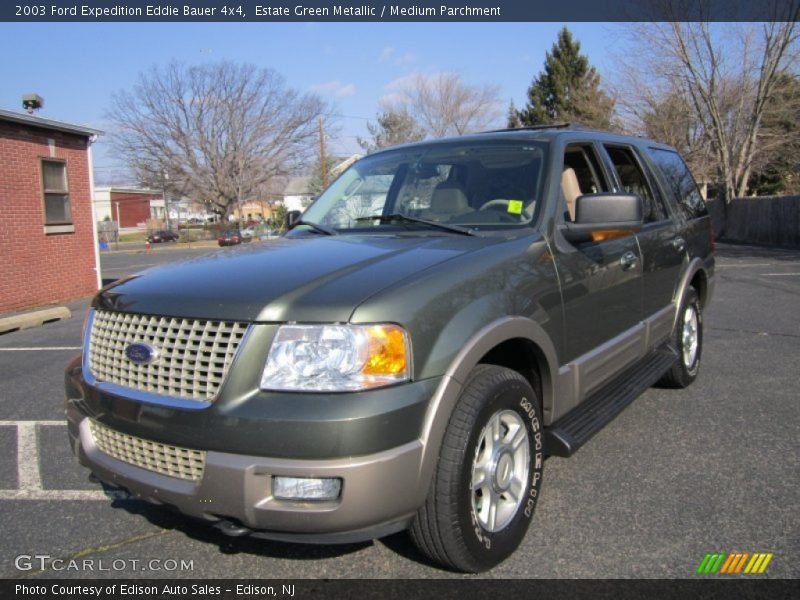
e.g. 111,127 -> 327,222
94,187 -> 164,228
0,108 -> 102,313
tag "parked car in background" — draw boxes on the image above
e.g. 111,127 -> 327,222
217,230 -> 242,246
146,230 -> 178,243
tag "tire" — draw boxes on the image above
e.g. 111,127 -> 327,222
657,286 -> 703,388
410,365 -> 544,572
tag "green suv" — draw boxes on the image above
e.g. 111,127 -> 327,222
66,126 -> 714,572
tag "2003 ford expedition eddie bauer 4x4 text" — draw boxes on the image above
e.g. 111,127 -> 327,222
66,125 -> 715,572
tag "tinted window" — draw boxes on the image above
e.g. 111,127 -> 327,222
647,148 -> 707,219
604,145 -> 666,223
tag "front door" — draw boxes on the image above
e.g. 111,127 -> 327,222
552,143 -> 644,383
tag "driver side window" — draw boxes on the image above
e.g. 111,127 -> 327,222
561,145 -> 609,222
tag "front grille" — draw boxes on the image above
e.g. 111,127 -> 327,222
89,419 -> 206,482
88,310 -> 249,401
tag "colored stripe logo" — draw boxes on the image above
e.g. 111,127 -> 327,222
696,552 -> 774,574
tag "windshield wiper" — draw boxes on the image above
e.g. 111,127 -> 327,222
355,213 -> 476,236
294,220 -> 338,236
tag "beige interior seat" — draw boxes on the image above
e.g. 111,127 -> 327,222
561,168 -> 582,221
421,181 -> 471,221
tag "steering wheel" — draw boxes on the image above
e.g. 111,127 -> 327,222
477,198 -> 524,223
478,199 -> 512,211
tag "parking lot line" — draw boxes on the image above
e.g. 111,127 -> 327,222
0,421 -> 107,501
0,347 -> 81,351
17,422 -> 42,490
762,272 -> 800,277
0,420 -> 64,426
0,489 -> 107,500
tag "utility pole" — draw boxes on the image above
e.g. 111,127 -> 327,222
162,170 -> 171,231
318,116 -> 328,190
114,201 -> 121,251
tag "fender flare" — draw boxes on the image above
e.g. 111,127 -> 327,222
672,258 -> 709,329
412,316 -> 559,503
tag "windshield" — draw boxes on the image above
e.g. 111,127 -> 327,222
302,140 -> 548,234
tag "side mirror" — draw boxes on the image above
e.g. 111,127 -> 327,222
285,210 -> 302,230
561,193 -> 643,242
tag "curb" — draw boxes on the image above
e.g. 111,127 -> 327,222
100,241 -> 221,254
0,306 -> 72,335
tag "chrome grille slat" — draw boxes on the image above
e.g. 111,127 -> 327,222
89,420 -> 205,482
88,310 -> 248,402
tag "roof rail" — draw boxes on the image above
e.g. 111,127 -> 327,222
480,122 -> 574,134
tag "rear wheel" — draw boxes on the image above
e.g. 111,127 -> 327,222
658,286 -> 702,388
410,365 -> 544,572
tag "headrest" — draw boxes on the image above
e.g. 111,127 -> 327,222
430,181 -> 469,214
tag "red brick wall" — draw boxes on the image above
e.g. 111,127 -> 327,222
111,191 -> 159,228
0,120 -> 98,313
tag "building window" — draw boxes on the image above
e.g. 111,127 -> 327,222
41,159 -> 71,225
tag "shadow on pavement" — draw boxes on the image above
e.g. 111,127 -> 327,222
104,492 -> 372,562
378,531 -> 448,571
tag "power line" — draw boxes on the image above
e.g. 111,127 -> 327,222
329,113 -> 372,121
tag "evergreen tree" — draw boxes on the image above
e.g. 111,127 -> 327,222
518,27 -> 614,129
506,100 -> 523,128
307,155 -> 341,197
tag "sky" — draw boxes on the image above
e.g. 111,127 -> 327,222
0,22 -> 625,182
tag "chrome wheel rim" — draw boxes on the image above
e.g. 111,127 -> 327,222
682,305 -> 699,367
470,409 -> 530,533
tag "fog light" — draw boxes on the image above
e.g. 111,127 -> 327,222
272,476 -> 342,501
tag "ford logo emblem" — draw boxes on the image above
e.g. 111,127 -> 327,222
125,343 -> 157,365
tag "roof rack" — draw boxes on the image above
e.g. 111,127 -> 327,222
480,123 -> 574,134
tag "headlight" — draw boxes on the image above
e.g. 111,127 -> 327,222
260,324 -> 410,392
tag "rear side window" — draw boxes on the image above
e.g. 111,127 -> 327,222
647,148 -> 707,219
603,145 -> 666,223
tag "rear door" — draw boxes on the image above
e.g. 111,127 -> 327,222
600,144 -> 684,337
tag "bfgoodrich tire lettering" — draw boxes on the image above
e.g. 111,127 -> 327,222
410,365 -> 544,572
658,286 -> 703,388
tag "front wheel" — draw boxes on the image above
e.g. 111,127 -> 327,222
657,286 -> 703,388
410,365 -> 544,572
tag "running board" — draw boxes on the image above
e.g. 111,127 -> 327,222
545,346 -> 678,457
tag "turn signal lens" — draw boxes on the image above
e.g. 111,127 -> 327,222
363,325 -> 408,376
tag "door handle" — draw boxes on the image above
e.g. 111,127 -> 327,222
620,251 -> 639,271
672,236 -> 686,252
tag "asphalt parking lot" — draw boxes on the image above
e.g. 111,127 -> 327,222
0,242 -> 797,579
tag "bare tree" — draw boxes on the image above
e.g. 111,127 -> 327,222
748,73 -> 800,195
385,72 -> 501,138
626,83 -> 715,184
107,61 -> 327,216
615,13 -> 799,206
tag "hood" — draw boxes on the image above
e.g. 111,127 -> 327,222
95,234 -> 506,322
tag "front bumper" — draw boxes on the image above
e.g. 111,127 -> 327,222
68,410 -> 425,542
65,357 -> 438,542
